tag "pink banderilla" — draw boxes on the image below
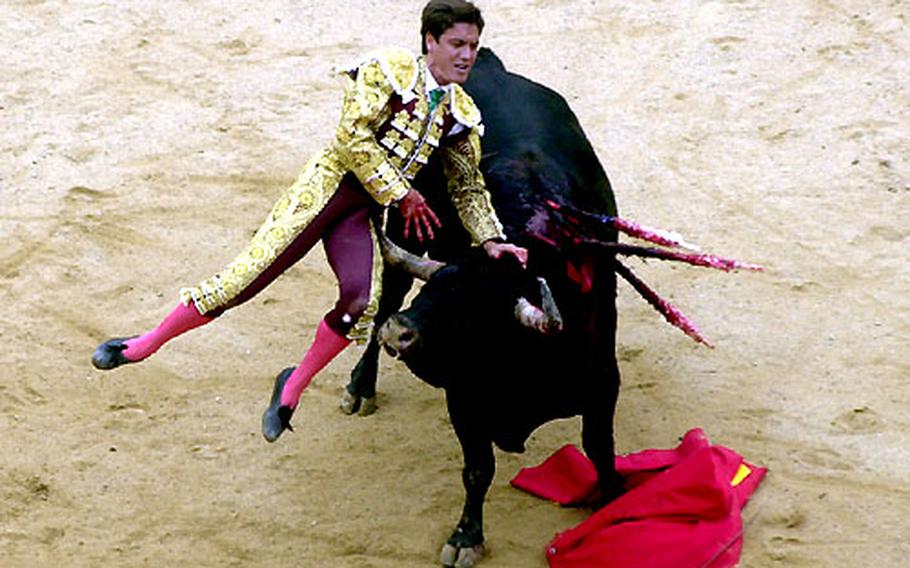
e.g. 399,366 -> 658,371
614,261 -> 714,348
546,200 -> 701,251
543,200 -> 763,346
579,240 -> 764,273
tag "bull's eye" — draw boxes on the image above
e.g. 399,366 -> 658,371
399,331 -> 415,343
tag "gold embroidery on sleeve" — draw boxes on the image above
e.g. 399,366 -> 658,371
443,131 -> 505,245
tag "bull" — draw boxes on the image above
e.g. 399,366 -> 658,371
342,47 -> 620,416
347,48 -> 622,567
341,48 -> 758,567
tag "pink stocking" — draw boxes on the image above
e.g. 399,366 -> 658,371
122,302 -> 213,361
280,319 -> 351,408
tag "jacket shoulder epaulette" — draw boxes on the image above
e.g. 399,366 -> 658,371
340,47 -> 419,102
450,83 -> 484,136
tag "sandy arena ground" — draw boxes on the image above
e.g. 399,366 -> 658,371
2,1 -> 909,566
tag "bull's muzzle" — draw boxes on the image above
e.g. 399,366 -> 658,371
378,313 -> 420,359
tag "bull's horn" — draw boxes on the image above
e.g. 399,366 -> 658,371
515,277 -> 563,334
378,232 -> 446,281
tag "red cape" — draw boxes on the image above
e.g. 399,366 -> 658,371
511,429 -> 766,568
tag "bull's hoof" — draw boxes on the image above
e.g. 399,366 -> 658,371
440,542 -> 487,568
358,396 -> 377,416
340,390 -> 359,415
339,390 -> 377,416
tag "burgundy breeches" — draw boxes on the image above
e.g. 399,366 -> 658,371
208,174 -> 379,337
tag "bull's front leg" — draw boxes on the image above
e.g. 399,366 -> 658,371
340,339 -> 381,416
441,393 -> 494,567
341,264 -> 415,416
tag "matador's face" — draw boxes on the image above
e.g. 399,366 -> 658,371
425,22 -> 480,86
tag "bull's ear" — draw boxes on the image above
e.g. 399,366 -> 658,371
514,277 -> 563,334
378,232 -> 446,281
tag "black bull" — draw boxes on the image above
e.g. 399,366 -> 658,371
346,48 -> 623,565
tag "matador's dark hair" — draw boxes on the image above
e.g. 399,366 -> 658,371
420,0 -> 484,54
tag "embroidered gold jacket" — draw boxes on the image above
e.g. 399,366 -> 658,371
332,47 -> 505,245
178,48 -> 504,342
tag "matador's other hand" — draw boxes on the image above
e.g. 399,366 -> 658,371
398,188 -> 442,242
483,240 -> 529,269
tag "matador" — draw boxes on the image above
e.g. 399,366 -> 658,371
91,0 -> 527,442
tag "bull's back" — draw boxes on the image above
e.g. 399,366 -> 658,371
464,48 -> 616,234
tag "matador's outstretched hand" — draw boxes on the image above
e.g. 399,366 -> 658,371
398,188 -> 442,242
483,240 -> 528,269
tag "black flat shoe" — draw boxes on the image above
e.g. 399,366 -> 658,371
262,367 -> 297,443
91,337 -> 138,370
